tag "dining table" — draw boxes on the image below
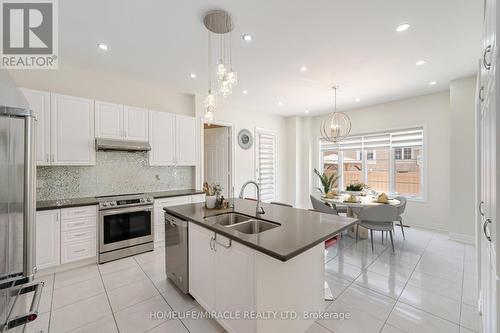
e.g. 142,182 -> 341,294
322,194 -> 400,239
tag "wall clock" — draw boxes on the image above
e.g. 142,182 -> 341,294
237,129 -> 253,150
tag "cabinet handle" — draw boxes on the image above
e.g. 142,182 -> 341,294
483,45 -> 492,70
479,86 -> 485,102
72,222 -> 86,226
479,201 -> 485,217
209,237 -> 214,251
73,249 -> 86,253
45,153 -> 49,162
72,210 -> 87,215
483,218 -> 492,242
214,234 -> 231,249
73,233 -> 87,237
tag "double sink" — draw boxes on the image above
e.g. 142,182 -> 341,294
204,213 -> 280,234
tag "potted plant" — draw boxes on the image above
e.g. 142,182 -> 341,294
313,167 -> 340,198
203,182 -> 222,209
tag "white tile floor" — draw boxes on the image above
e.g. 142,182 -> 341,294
21,227 -> 480,333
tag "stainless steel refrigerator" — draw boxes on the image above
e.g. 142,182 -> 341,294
0,70 -> 43,332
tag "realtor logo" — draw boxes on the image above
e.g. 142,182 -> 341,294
1,0 -> 58,69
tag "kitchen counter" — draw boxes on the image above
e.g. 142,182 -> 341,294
36,189 -> 204,211
164,198 -> 357,261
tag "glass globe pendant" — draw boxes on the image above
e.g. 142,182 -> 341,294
320,86 -> 351,143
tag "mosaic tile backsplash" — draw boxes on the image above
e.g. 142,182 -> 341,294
37,151 -> 194,200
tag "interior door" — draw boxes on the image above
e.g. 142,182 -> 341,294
204,127 -> 230,198
479,32 -> 498,331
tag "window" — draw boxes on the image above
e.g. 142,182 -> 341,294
319,128 -> 424,199
256,129 -> 277,202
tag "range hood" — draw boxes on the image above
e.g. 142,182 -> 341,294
95,138 -> 151,152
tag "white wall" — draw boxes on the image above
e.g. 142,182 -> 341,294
449,76 -> 477,241
305,91 -> 452,231
195,96 -> 289,203
9,64 -> 195,116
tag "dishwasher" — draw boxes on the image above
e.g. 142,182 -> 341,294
164,212 -> 189,294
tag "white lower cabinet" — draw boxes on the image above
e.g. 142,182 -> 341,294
188,222 -> 216,310
60,206 -> 97,264
189,222 -> 325,333
36,205 -> 97,271
35,210 -> 61,270
189,223 -> 255,333
153,194 -> 205,247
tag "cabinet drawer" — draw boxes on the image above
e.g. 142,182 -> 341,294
61,239 -> 96,264
61,216 -> 96,231
155,196 -> 191,207
191,194 -> 206,203
62,227 -> 95,243
61,205 -> 97,219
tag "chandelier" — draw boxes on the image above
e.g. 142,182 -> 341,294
320,86 -> 351,143
203,10 -> 237,124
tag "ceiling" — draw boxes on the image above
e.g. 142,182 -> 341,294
59,0 -> 483,116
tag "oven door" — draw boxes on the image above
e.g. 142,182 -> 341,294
99,206 -> 154,253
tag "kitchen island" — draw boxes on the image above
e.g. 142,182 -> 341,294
164,198 -> 357,333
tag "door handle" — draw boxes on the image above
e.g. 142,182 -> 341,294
479,201 -> 485,217
483,45 -> 492,70
483,218 -> 492,242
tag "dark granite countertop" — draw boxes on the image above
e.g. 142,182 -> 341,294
36,189 -> 205,211
164,198 -> 357,262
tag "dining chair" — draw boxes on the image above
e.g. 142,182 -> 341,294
310,195 -> 339,215
356,205 -> 399,253
394,196 -> 407,239
270,201 -> 293,207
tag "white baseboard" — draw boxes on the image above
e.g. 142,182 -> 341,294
404,219 -> 448,232
448,232 -> 475,245
36,257 -> 97,277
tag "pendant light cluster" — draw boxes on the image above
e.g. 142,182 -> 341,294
320,86 -> 352,143
203,10 -> 238,123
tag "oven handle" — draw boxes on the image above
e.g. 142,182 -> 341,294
99,205 -> 154,216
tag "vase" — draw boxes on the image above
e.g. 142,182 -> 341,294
206,195 -> 217,209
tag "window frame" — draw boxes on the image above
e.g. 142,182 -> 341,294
318,126 -> 426,201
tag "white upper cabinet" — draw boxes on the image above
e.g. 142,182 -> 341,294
51,94 -> 95,165
95,102 -> 148,141
21,88 -> 51,165
149,110 -> 175,165
124,106 -> 148,141
149,111 -> 197,166
175,114 -> 197,166
95,101 -> 123,140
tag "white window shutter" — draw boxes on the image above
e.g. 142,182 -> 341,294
256,130 -> 277,202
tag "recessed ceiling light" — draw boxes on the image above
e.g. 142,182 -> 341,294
355,98 -> 361,102
242,90 -> 248,95
300,66 -> 307,72
429,81 -> 438,86
278,101 -> 283,106
242,34 -> 253,41
189,73 -> 196,78
416,60 -> 427,66
305,110 -> 309,114
97,43 -> 108,51
396,23 -> 410,32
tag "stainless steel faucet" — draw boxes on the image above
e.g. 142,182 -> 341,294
238,181 -> 265,215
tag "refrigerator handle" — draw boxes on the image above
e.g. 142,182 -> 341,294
23,115 -> 37,278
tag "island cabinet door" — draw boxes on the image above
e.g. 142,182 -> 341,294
188,222 -> 216,311
215,235 -> 256,333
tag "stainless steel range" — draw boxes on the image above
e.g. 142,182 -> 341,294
97,193 -> 154,263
